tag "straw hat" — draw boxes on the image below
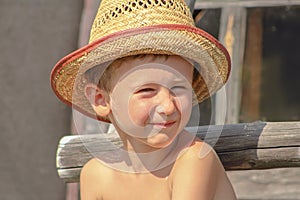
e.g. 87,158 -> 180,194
50,0 -> 231,122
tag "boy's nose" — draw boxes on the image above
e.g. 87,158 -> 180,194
155,88 -> 176,115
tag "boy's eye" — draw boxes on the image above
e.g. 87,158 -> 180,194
170,85 -> 190,96
171,86 -> 187,90
136,88 -> 156,93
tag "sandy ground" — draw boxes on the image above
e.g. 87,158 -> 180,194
227,168 -> 300,200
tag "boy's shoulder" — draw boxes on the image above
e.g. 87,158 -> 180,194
176,138 -> 221,167
168,137 -> 229,199
170,136 -> 224,182
80,158 -> 114,187
80,157 -> 120,199
81,157 -> 113,177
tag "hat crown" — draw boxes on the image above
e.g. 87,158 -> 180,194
89,0 -> 195,43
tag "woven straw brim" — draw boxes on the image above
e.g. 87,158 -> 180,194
51,24 -> 231,122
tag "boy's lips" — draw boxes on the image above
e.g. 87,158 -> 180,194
149,121 -> 176,128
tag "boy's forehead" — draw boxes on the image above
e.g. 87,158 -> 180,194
109,62 -> 194,93
115,55 -> 193,79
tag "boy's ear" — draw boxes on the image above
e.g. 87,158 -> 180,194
84,83 -> 111,117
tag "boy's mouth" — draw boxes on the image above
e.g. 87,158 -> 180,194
149,121 -> 176,128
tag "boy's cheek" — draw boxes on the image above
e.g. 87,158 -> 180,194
178,96 -> 193,122
128,105 -> 149,126
176,93 -> 193,110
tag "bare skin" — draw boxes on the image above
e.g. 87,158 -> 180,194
82,55 -> 236,200
80,133 -> 236,200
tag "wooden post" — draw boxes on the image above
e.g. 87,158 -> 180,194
240,8 -> 263,122
215,6 -> 247,124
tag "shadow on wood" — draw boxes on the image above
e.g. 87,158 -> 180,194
56,121 -> 300,182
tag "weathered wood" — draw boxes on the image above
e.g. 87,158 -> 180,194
194,0 -> 300,9
57,121 -> 300,182
240,8 -> 263,122
215,6 -> 247,124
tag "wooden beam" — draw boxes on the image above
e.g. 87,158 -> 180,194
56,121 -> 300,182
194,0 -> 300,9
215,6 -> 247,124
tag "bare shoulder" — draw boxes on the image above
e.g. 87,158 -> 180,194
80,158 -> 110,200
171,139 -> 221,185
176,139 -> 221,167
81,158 -> 107,179
170,139 -> 236,200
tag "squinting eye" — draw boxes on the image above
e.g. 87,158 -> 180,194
136,88 -> 155,93
171,86 -> 187,90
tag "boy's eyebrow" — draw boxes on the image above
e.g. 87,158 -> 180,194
163,79 -> 192,87
131,79 -> 191,89
172,79 -> 189,84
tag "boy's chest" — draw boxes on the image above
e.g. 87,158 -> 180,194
102,172 -> 172,200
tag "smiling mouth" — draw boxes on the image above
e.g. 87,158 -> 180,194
149,121 -> 176,128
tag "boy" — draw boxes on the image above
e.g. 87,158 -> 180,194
51,0 -> 236,199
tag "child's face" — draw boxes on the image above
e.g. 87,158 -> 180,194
108,55 -> 194,150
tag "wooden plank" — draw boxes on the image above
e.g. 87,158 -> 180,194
58,146 -> 300,183
240,8 -> 263,122
215,6 -> 247,124
56,121 -> 300,182
194,0 -> 300,9
59,168 -> 82,183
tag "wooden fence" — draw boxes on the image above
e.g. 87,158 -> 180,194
56,121 -> 300,183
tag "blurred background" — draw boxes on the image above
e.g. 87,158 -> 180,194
0,0 -> 82,199
0,0 -> 299,199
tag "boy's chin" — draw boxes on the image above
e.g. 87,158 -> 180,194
141,132 -> 179,149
